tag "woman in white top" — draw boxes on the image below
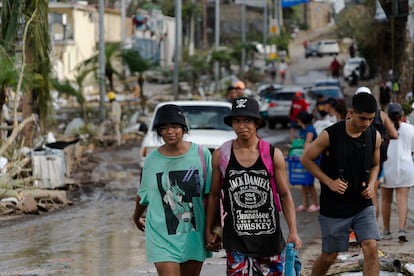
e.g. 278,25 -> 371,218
382,103 -> 414,242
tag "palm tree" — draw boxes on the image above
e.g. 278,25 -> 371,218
79,43 -> 122,92
185,52 -> 210,93
50,67 -> 92,123
0,0 -> 51,147
121,48 -> 151,100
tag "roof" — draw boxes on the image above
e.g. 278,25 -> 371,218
154,100 -> 232,108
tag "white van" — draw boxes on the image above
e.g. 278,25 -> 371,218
317,40 -> 340,57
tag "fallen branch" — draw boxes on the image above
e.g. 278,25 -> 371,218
0,188 -> 69,205
0,114 -> 37,157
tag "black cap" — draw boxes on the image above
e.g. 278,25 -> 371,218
153,104 -> 188,129
224,97 -> 266,128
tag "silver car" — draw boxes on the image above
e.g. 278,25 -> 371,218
139,100 -> 236,168
262,86 -> 315,129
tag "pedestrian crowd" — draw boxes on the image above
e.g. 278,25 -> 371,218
131,81 -> 413,275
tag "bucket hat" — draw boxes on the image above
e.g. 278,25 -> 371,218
153,104 -> 188,130
224,97 -> 266,128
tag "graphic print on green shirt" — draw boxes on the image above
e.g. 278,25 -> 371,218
157,168 -> 201,235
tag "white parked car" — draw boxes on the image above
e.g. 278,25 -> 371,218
139,101 -> 236,168
316,40 -> 340,57
343,57 -> 367,80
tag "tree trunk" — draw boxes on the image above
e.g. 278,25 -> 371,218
21,90 -> 34,147
202,0 -> 207,50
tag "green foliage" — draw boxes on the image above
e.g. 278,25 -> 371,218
268,28 -> 290,53
23,0 -> 52,124
336,3 -> 384,64
0,47 -> 18,89
0,0 -> 21,53
121,49 -> 152,74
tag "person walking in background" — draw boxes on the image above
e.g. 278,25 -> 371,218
233,81 -> 246,98
133,104 -> 212,276
381,103 -> 414,243
278,58 -> 288,84
359,59 -> 366,81
301,92 -> 381,275
205,97 -> 302,275
98,91 -> 122,146
295,111 -> 319,212
226,85 -> 238,102
289,92 -> 309,143
329,57 -> 341,78
379,83 -> 392,111
349,42 -> 356,58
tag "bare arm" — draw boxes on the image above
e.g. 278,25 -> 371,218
205,149 -> 222,251
133,195 -> 147,231
304,131 -> 314,149
273,148 -> 302,249
381,110 -> 398,139
361,130 -> 381,199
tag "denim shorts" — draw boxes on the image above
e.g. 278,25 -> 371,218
318,205 -> 380,253
290,120 -> 300,129
226,249 -> 285,276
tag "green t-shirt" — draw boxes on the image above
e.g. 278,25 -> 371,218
138,143 -> 212,263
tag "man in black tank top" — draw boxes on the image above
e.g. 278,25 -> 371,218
205,97 -> 302,275
301,91 -> 381,275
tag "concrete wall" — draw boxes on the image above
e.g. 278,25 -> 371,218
307,2 -> 331,30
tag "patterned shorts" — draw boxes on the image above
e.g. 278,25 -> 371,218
226,249 -> 285,276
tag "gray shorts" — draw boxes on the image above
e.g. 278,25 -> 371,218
318,205 -> 380,253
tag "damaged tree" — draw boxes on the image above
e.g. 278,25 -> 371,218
0,1 -> 71,216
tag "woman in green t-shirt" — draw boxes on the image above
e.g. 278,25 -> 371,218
133,104 -> 212,276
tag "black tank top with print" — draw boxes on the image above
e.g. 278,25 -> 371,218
222,146 -> 285,257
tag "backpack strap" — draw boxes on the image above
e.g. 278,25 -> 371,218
219,139 -> 281,212
219,139 -> 233,178
259,139 -> 282,212
198,144 -> 206,181
198,144 -> 208,207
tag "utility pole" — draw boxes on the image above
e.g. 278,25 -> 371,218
214,0 -> 220,91
121,0 -> 126,48
173,0 -> 182,99
98,0 -> 106,121
189,0 -> 196,55
202,0 -> 207,50
241,0 -> 246,79
263,2 -> 268,69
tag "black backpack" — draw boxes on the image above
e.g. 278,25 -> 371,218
372,110 -> 389,163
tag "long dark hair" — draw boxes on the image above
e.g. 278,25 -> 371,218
389,113 -> 401,130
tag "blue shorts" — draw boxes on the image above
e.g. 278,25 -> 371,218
318,206 -> 380,253
290,120 -> 300,129
226,250 -> 285,276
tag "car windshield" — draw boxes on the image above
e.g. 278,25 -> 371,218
314,81 -> 339,87
181,105 -> 232,130
259,86 -> 282,98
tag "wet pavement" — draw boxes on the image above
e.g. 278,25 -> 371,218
0,146 -> 148,275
